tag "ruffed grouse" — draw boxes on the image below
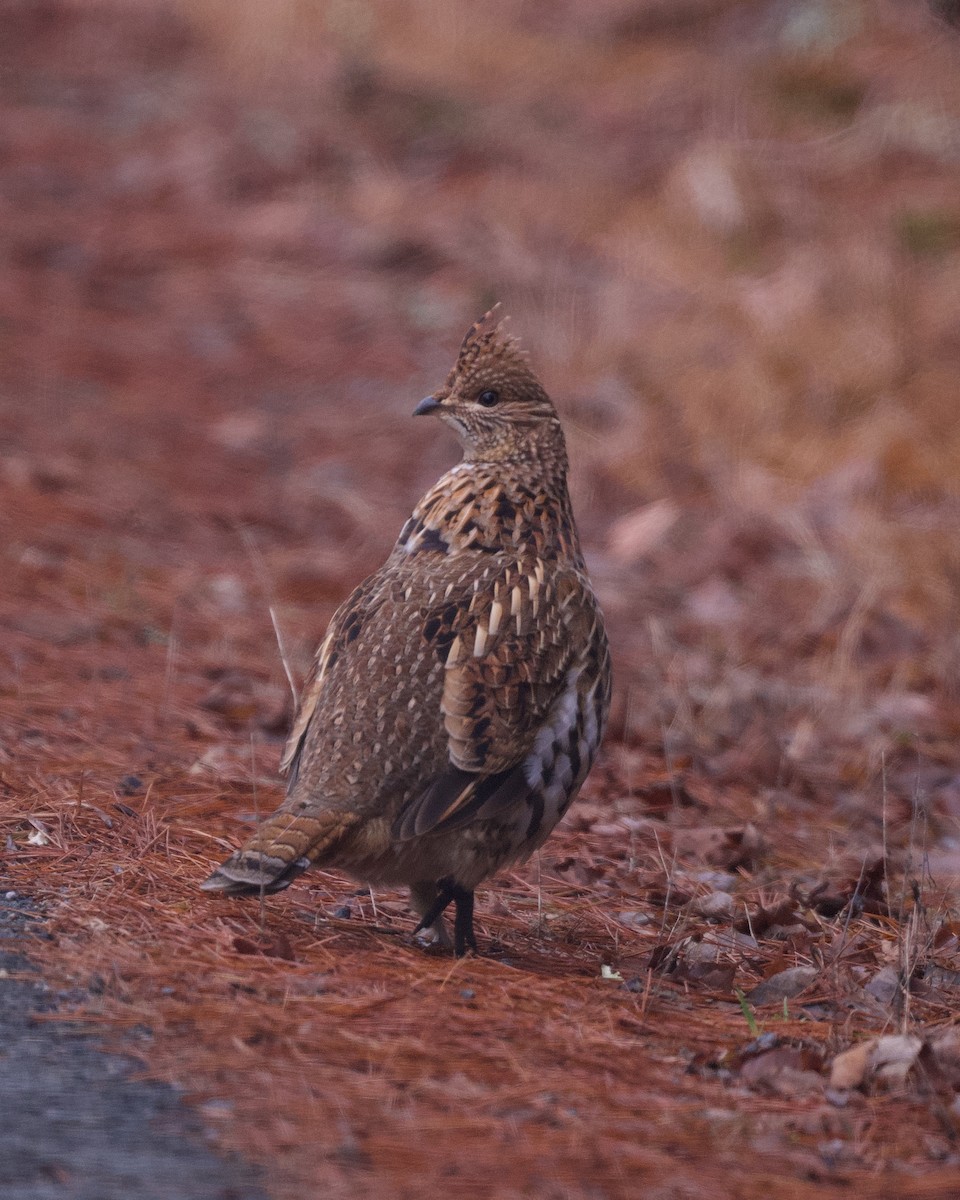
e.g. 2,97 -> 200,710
202,309 -> 611,954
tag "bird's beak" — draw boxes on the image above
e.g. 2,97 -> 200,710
413,395 -> 441,417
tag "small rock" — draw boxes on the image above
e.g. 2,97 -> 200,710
818,1139 -> 846,1168
688,891 -> 735,921
691,871 -> 738,892
617,910 -> 652,927
207,574 -> 247,614
200,1099 -> 234,1120
747,966 -> 817,1006
864,965 -> 900,1006
744,1033 -> 780,1055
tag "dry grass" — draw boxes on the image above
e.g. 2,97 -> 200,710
6,699 -> 960,1196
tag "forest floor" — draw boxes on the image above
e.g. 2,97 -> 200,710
4,2 -> 960,1197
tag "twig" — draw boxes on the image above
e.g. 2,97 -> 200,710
236,522 -> 299,707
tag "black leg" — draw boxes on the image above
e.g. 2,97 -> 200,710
412,877 -> 455,936
412,878 -> 477,956
452,886 -> 476,957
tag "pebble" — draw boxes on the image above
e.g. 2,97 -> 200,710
687,891 -> 735,920
617,910 -> 652,927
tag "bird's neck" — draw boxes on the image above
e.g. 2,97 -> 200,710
397,455 -> 582,563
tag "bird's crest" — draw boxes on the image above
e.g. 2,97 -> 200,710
446,304 -> 534,392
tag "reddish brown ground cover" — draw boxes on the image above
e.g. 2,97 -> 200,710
4,2 -> 960,1196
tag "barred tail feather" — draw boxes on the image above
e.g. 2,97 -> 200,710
200,850 -> 308,896
200,807 -> 358,896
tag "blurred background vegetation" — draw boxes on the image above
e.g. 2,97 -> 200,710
4,0 -> 960,854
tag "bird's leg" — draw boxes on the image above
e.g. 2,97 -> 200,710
451,885 -> 477,957
411,878 -> 456,948
411,878 -> 476,955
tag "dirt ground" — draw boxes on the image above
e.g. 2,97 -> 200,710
4,1 -> 960,1197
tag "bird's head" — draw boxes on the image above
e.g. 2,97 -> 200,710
414,307 -> 565,465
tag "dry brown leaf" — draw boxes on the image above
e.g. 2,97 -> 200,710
829,1042 -> 873,1090
607,500 -> 679,563
672,823 -> 765,870
830,1035 -> 923,1092
740,1046 -> 824,1097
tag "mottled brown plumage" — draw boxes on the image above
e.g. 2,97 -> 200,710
201,309 -> 611,954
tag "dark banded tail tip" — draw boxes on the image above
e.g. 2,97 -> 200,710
200,855 -> 310,896
199,869 -> 261,896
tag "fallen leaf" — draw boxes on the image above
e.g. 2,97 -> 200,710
673,824 -> 765,870
202,670 -> 288,731
829,1035 -> 922,1091
233,934 -> 297,962
607,500 -> 679,563
830,1042 -> 872,1090
870,1034 -> 922,1086
740,1047 -> 824,1097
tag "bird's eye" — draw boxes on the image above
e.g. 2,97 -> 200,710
477,389 -> 499,407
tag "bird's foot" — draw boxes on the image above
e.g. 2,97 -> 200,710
414,919 -> 454,954
412,878 -> 477,957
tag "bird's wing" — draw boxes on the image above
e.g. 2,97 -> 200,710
394,558 -> 601,839
280,572 -> 386,783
